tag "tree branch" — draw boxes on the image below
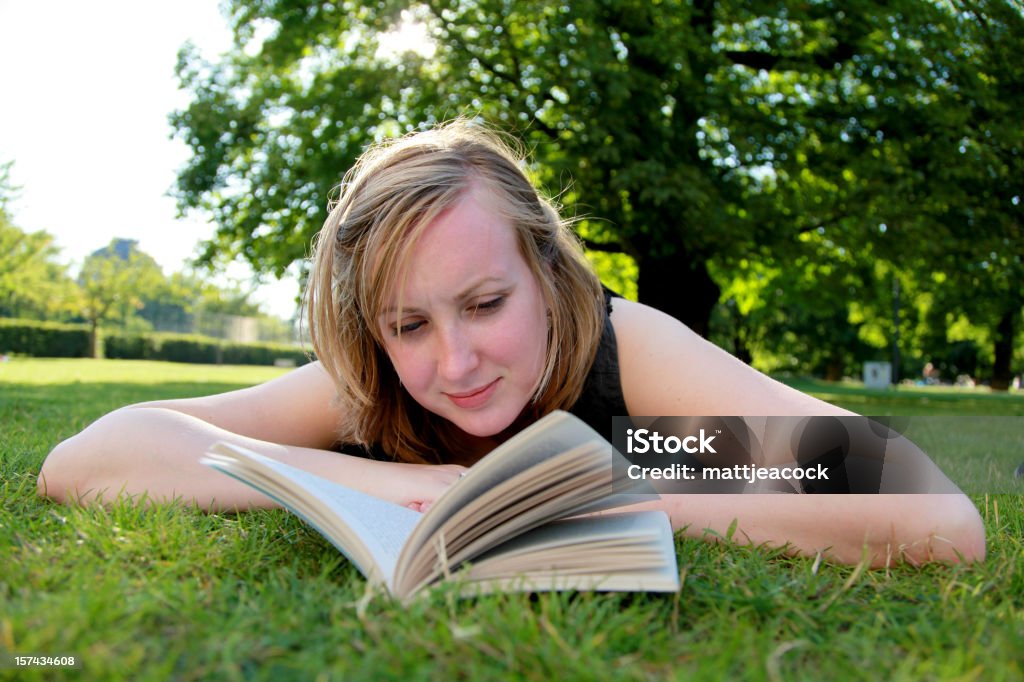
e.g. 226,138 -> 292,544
580,237 -> 626,254
427,2 -> 558,141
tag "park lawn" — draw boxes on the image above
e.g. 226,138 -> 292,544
1,358 -> 1022,681
781,376 -> 1024,417
779,377 -> 1024,495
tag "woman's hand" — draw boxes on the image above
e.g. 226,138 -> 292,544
391,463 -> 467,513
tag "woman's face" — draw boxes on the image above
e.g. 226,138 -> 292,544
377,183 -> 549,438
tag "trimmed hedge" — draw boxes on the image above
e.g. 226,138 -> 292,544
0,319 -> 311,367
103,333 -> 157,360
157,335 -> 223,364
221,341 -> 310,367
0,318 -> 91,358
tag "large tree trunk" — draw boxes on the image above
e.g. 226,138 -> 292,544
824,356 -> 844,383
636,253 -> 720,338
990,306 -> 1017,391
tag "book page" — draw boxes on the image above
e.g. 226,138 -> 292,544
459,511 -> 680,595
203,444 -> 421,591
431,444 -> 614,570
392,412 -> 591,589
393,411 -> 658,595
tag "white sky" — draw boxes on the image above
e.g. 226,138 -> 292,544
0,0 -> 300,319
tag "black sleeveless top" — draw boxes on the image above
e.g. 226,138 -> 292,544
566,287 -> 628,442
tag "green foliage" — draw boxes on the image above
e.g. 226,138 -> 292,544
585,251 -> 639,301
2,359 -> 1023,680
171,0 -> 763,331
779,375 -> 1024,417
102,333 -> 158,361
155,334 -> 224,364
70,240 -> 302,354
0,319 -> 91,358
106,332 -> 310,367
220,340 -> 310,367
0,218 -> 80,320
78,239 -> 167,356
0,212 -> 294,352
170,0 -> 1023,378
715,0 -> 1024,385
0,158 -> 18,212
134,271 -> 207,334
0,320 -> 309,367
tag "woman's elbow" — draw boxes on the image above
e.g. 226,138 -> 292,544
942,495 -> 986,563
37,432 -> 107,505
902,494 -> 986,565
38,438 -> 77,503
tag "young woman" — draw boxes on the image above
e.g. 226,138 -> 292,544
38,121 -> 985,567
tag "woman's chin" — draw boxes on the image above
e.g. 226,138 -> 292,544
445,405 -> 525,440
450,415 -> 511,439
452,406 -> 543,446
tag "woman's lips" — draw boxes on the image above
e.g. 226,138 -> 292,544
445,378 -> 500,409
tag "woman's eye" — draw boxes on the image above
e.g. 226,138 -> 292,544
473,296 -> 505,314
392,320 -> 425,336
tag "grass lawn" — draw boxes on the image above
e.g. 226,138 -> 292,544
2,358 -> 1022,681
778,377 -> 1024,495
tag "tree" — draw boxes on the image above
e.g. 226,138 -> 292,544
910,0 -> 1024,389
135,269 -> 294,342
704,0 -> 1023,385
173,0 -> 750,333
0,163 -> 79,320
79,239 -> 165,357
172,0 -> 1020,352
0,218 -> 79,320
0,160 -> 17,213
135,271 -> 207,334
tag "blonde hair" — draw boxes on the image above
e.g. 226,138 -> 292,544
307,120 -> 604,463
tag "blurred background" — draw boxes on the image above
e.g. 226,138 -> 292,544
0,0 -> 1020,390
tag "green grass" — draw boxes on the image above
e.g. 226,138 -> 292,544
778,377 -> 1024,494
780,376 -> 1024,416
2,359 -> 1023,681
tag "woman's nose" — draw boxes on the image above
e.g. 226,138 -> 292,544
436,324 -> 480,382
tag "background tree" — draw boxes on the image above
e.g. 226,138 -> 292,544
172,0 -> 1021,382
700,0 -> 1022,384
908,0 -> 1024,389
0,218 -> 80,321
0,160 -> 17,213
136,271 -> 209,334
193,279 -> 268,340
711,243 -> 885,381
0,162 -> 80,320
78,239 -> 165,357
173,0 -> 753,334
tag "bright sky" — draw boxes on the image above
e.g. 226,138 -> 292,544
0,0 -> 300,319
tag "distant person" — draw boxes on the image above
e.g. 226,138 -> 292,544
38,121 -> 985,567
921,362 -> 941,385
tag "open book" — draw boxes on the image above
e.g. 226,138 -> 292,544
201,410 -> 680,600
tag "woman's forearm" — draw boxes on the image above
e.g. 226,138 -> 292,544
37,406 -> 458,512
630,492 -> 986,566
